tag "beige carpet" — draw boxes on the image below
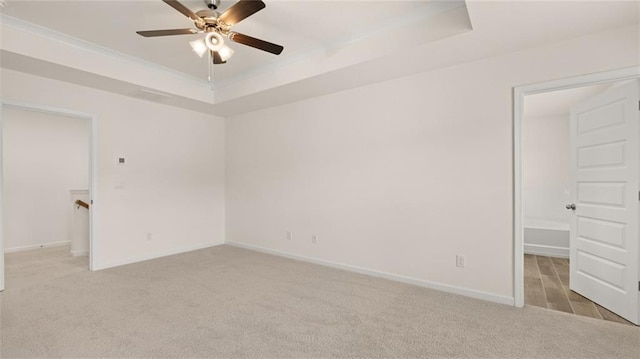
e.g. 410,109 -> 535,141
1,245 -> 638,358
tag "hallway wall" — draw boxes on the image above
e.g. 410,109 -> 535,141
3,107 -> 89,252
1,69 -> 227,269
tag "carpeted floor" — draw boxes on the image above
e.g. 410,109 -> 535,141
1,245 -> 639,358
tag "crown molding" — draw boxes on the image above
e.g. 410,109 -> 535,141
0,14 -> 209,87
212,0 -> 468,89
0,1 -> 468,104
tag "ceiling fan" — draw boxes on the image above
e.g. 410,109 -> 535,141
137,0 -> 284,65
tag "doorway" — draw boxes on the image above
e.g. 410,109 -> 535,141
0,100 -> 98,291
513,67 -> 640,325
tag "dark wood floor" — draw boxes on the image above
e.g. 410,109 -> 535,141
524,254 -> 633,326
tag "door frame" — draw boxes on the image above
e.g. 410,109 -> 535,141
0,99 -> 99,291
513,66 -> 640,308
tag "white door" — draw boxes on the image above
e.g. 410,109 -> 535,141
569,80 -> 639,325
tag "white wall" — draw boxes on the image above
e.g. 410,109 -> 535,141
226,25 -> 638,302
522,114 -> 571,227
1,69 -> 226,269
522,113 -> 570,257
2,108 -> 89,252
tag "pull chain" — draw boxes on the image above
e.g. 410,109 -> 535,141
208,52 -> 215,91
208,51 -> 213,85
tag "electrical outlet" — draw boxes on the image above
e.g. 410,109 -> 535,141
456,255 -> 465,268
312,234 -> 318,244
286,231 -> 293,241
147,232 -> 153,241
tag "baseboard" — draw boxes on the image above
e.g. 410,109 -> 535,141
524,244 -> 569,258
71,250 -> 89,257
5,240 -> 71,253
225,241 -> 515,306
92,241 -> 225,271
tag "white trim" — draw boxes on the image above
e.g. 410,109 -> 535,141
69,189 -> 89,195
513,66 -> 640,308
0,102 -> 4,291
523,220 -> 570,231
1,99 -> 96,119
89,107 -> 98,272
523,244 -> 569,259
5,241 -> 71,254
70,250 -> 89,257
0,99 -> 98,290
226,241 -> 514,306
92,241 -> 225,271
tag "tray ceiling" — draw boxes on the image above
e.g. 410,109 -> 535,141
1,0 -> 434,83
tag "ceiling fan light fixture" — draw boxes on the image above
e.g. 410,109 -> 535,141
204,31 -> 225,52
189,39 -> 208,58
136,0 -> 284,80
218,45 -> 235,62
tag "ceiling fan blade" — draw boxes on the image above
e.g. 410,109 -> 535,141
136,29 -> 201,37
211,50 -> 227,64
229,32 -> 283,55
219,0 -> 266,26
162,0 -> 202,22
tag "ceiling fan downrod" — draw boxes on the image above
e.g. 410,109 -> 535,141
136,0 -> 284,73
204,0 -> 221,10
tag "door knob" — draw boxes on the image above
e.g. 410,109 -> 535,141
565,203 -> 576,210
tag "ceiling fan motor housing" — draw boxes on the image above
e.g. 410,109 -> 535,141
137,0 -> 284,62
205,0 -> 221,10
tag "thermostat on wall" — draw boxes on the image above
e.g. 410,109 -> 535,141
116,157 -> 126,165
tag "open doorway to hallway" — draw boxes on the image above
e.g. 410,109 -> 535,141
517,74 -> 639,326
522,83 -> 628,324
1,103 -> 94,290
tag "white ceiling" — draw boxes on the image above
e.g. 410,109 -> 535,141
1,1 -> 638,116
0,0 -> 434,82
